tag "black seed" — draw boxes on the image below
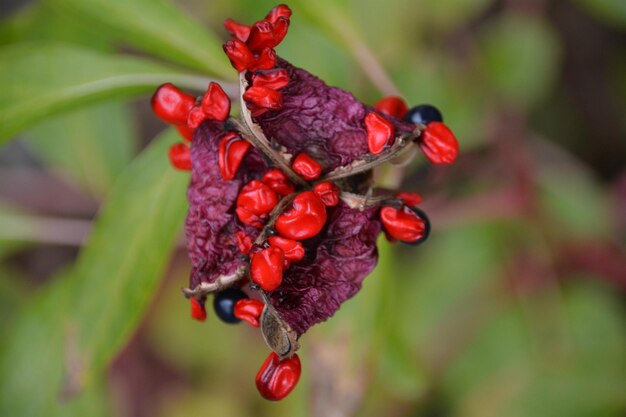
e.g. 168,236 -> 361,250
403,207 -> 431,247
213,288 -> 248,324
403,104 -> 443,125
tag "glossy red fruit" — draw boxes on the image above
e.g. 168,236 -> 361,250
250,247 -> 285,291
234,298 -> 265,327
235,231 -> 253,255
270,17 -> 290,47
250,47 -> 277,71
419,122 -> 459,164
218,132 -> 251,180
256,352 -> 301,401
268,236 -> 305,262
261,169 -> 295,196
168,143 -> 192,170
236,180 -> 279,227
247,20 -> 277,52
151,83 -> 195,125
275,191 -> 327,240
224,18 -> 251,42
186,105 -> 206,129
365,112 -> 394,154
201,82 -> 231,122
313,182 -> 340,207
223,39 -> 255,72
243,86 -> 283,110
291,153 -> 322,180
374,96 -> 408,119
396,191 -> 422,207
176,125 -> 195,142
265,4 -> 292,24
190,297 -> 207,322
252,68 -> 290,90
380,206 -> 426,243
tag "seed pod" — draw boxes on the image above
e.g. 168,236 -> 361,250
313,182 -> 340,207
365,112 -> 395,154
168,143 -> 192,171
374,96 -> 408,119
256,352 -> 301,401
223,39 -> 255,72
151,83 -> 195,125
380,205 -> 429,244
275,191 -> 327,240
268,236 -> 305,262
251,247 -> 285,291
213,288 -> 248,324
234,298 -> 265,327
201,82 -> 231,122
291,153 -> 322,180
261,169 -> 295,196
218,132 -> 251,180
190,297 -> 207,322
419,122 -> 458,164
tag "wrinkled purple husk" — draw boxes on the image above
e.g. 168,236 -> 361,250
186,57 -> 408,335
252,58 -> 415,172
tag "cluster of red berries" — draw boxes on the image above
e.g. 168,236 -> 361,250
151,4 -> 458,401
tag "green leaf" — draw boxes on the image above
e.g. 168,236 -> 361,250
25,101 -> 136,199
479,15 -> 561,109
0,42 -> 216,143
49,0 -> 234,78
0,129 -> 188,416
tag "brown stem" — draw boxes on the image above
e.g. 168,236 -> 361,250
235,74 -> 308,187
319,131 -> 421,182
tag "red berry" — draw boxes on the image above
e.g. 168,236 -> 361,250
168,143 -> 192,170
186,105 -> 206,129
243,86 -> 283,110
237,180 -> 279,216
265,4 -> 292,24
380,206 -> 427,243
374,96 -> 408,119
365,112 -> 394,155
250,47 -> 277,71
250,247 -> 284,291
223,39 -> 255,72
151,83 -> 195,125
190,297 -> 207,322
247,20 -> 277,53
268,236 -> 305,262
218,132 -> 251,180
291,153 -> 322,180
236,180 -> 279,227
224,18 -> 251,41
313,182 -> 340,207
396,191 -> 422,207
261,169 -> 295,196
235,231 -> 253,254
175,125 -> 195,142
236,208 -> 264,229
252,69 -> 290,90
256,352 -> 301,401
234,298 -> 265,327
419,122 -> 459,164
270,17 -> 290,47
201,82 -> 231,122
276,191 -> 327,240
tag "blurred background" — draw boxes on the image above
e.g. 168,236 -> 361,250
0,0 -> 625,416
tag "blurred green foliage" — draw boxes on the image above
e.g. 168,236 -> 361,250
0,0 -> 624,416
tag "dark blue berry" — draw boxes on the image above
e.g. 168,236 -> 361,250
404,207 -> 430,246
403,104 -> 443,125
213,288 -> 248,323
